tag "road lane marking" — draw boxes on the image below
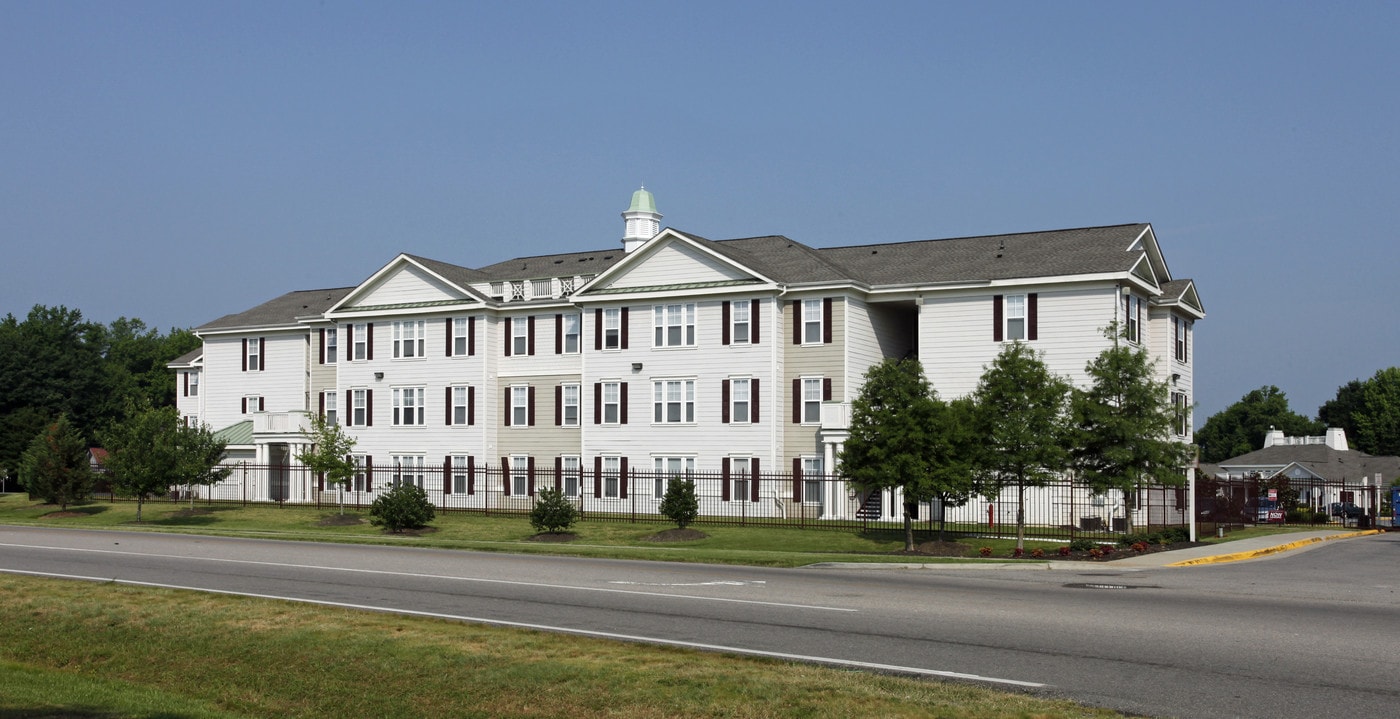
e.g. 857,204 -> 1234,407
0,567 -> 1046,689
0,542 -> 850,613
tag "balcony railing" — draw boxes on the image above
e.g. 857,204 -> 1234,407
253,411 -> 312,436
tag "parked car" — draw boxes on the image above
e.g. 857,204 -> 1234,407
1330,502 -> 1364,518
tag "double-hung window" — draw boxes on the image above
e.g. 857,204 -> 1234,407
731,300 -> 751,345
450,455 -> 470,494
560,383 -> 580,427
1174,317 -> 1188,362
245,338 -> 261,371
802,456 -> 824,504
654,303 -> 696,347
509,456 -> 529,496
323,391 -> 338,426
351,389 -> 368,426
1005,295 -> 1027,341
653,456 -> 695,498
351,455 -> 367,492
603,308 -> 621,350
731,457 -> 752,502
392,455 -> 424,488
393,387 -> 425,426
393,320 -> 425,358
802,378 -> 823,424
1172,392 -> 1190,437
562,313 -> 580,354
451,386 -> 470,426
802,299 -> 823,344
512,317 -> 529,356
1124,294 -> 1141,344
730,377 -> 751,424
560,455 -> 581,497
653,379 -> 695,424
601,456 -> 621,498
510,385 -> 530,427
452,318 -> 471,356
325,329 -> 337,364
353,324 -> 368,360
602,381 -> 621,424
188,372 -> 199,397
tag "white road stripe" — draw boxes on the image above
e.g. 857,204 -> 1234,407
0,542 -> 851,612
0,567 -> 1047,689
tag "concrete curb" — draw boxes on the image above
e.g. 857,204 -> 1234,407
1164,530 -> 1383,567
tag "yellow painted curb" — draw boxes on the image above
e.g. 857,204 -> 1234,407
1166,530 -> 1382,567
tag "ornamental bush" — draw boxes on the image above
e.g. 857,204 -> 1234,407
530,487 -> 579,534
369,483 -> 435,533
658,477 -> 699,529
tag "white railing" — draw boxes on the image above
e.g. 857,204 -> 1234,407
253,411 -> 312,436
821,401 -> 851,431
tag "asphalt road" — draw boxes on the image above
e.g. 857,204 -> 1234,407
1,525 -> 1396,718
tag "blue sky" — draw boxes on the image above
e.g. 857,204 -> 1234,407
3,1 -> 1396,424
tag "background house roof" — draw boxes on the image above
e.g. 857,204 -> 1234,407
1217,443 -> 1400,482
197,287 -> 353,332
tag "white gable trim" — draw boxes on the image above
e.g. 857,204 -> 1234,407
327,254 -> 485,317
577,229 -> 780,297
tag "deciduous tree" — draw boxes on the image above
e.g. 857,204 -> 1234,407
1194,386 -> 1321,463
100,403 -> 229,521
297,413 -> 358,515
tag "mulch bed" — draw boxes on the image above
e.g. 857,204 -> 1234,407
41,510 -> 89,519
643,528 -> 709,542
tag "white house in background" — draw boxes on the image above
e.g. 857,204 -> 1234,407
174,188 -> 1204,519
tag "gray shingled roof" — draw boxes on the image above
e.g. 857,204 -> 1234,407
819,224 -> 1154,286
473,247 -> 627,282
402,254 -> 491,290
197,287 -> 354,331
1218,444 -> 1400,482
705,234 -> 856,284
167,348 -> 202,366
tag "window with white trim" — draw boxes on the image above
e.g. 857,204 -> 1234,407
1125,295 -> 1141,344
653,456 -> 695,498
602,456 -> 621,498
802,378 -> 823,424
351,389 -> 367,426
1172,392 -> 1190,437
653,303 -> 696,347
561,455 -> 581,497
1174,317 -> 1189,362
351,455 -> 367,492
802,299 -> 823,344
391,455 -> 425,488
243,395 -> 262,415
353,324 -> 367,360
602,381 -> 621,425
188,372 -> 199,397
509,455 -> 529,496
453,318 -> 470,356
451,386 -> 470,426
393,387 -> 425,426
802,456 -> 823,504
731,377 -> 750,424
732,300 -> 751,345
1005,294 -> 1027,341
510,385 -> 529,427
653,379 -> 695,424
325,329 -> 337,364
451,454 -> 470,494
512,317 -> 529,356
393,320 -> 425,358
246,338 -> 261,371
603,308 -> 621,350
561,383 -> 580,427
323,391 -> 338,426
731,457 -> 751,502
563,313 -> 581,354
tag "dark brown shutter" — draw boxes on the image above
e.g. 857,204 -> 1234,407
555,385 -> 563,426
722,301 -> 731,345
468,386 -> 475,426
503,387 -> 511,426
365,389 -> 373,426
993,295 -> 1004,342
822,299 -> 832,343
593,382 -> 602,424
242,338 -> 248,371
319,392 -> 326,418
554,456 -> 562,491
620,307 -> 629,349
594,308 -> 603,350
751,300 -> 760,344
319,328 -> 326,364
500,457 -> 510,493
721,458 -> 731,501
466,455 -> 475,495
258,397 -> 265,411
468,316 -> 476,356
751,378 -> 761,423
345,390 -> 351,424
619,382 -> 628,424
619,457 -> 628,499
504,317 -> 512,357
445,387 -> 453,426
555,314 -> 563,354
445,317 -> 453,357
183,372 -> 189,397
792,378 -> 801,423
823,378 -> 832,401
527,316 -> 536,356
792,300 -> 801,344
260,337 -> 267,371
364,456 -> 373,492
750,458 -> 760,502
594,456 -> 603,497
793,457 -> 803,501
443,455 -> 452,495
1184,321 -> 1189,362
721,380 -> 731,423
527,457 -> 536,495
527,386 -> 536,426
1028,293 -> 1039,341
241,397 -> 247,414
366,324 -> 373,360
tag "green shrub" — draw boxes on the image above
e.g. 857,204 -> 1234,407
1311,511 -> 1332,524
369,483 -> 435,533
658,477 -> 699,529
1285,509 -> 1308,524
1069,537 -> 1095,552
530,487 -> 578,534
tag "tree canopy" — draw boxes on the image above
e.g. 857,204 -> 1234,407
100,403 -> 229,521
296,413 -> 358,514
1194,386 -> 1321,463
1330,367 -> 1400,457
18,415 -> 95,509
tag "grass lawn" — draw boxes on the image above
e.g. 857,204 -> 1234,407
0,574 -> 1122,719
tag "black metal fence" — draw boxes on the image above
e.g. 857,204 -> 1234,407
1196,473 -> 1389,531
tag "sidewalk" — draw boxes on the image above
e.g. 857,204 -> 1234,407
1103,528 -> 1384,569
